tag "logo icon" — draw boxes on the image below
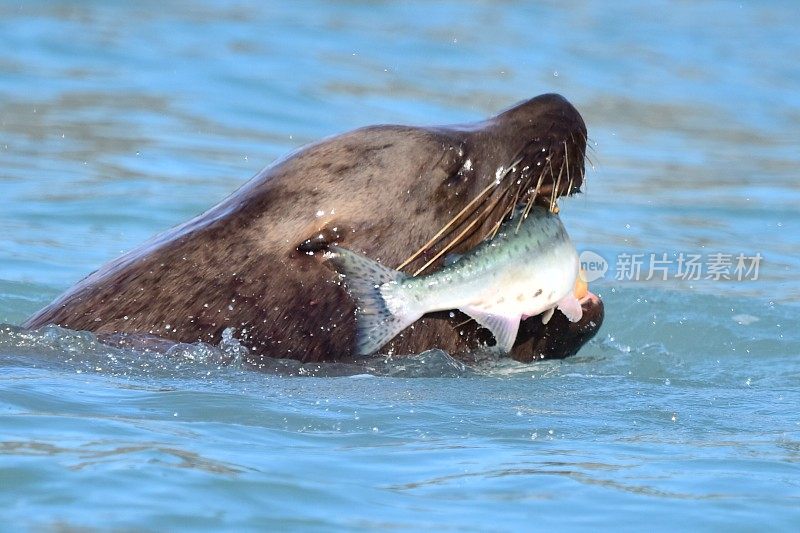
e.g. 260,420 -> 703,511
579,250 -> 608,282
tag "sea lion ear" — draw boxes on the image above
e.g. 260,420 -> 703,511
296,223 -> 347,253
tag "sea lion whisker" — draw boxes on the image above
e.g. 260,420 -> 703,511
486,156 -> 524,239
506,155 -> 525,175
487,177 -> 524,239
563,140 -> 572,194
566,170 -> 575,198
580,166 -> 588,196
521,195 -> 536,229
453,316 -> 474,329
549,158 -> 564,214
398,156 -> 523,270
568,141 -> 578,197
545,154 -> 559,212
515,191 -> 534,234
488,216 -> 504,240
582,139 -> 595,165
515,165 -> 548,233
506,176 -> 526,217
488,191 -> 518,240
397,180 -> 494,270
586,145 -> 598,168
413,193 -> 505,276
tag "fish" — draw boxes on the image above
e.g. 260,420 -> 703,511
326,206 -> 582,356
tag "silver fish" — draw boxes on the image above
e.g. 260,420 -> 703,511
327,206 -> 582,356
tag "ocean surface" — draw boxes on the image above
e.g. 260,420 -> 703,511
1,1 -> 799,530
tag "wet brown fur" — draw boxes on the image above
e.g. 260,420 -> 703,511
25,94 -> 603,366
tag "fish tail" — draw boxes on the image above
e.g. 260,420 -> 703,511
327,246 -> 422,356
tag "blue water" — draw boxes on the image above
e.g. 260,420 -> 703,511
2,1 -> 799,530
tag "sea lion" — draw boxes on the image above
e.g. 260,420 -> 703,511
24,93 -> 604,366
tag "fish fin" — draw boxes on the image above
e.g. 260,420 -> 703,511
327,245 -> 406,285
462,307 -> 521,353
326,246 -> 419,356
557,294 -> 583,323
541,307 -> 555,324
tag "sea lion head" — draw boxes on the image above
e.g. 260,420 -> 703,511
25,93 -> 599,364
292,93 -> 597,360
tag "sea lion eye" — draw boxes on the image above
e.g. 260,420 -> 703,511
297,223 -> 347,253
